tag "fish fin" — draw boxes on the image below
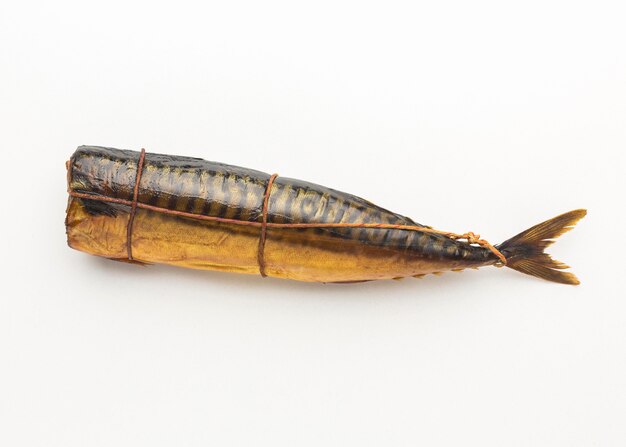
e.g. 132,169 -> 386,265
496,209 -> 586,285
109,257 -> 150,266
327,280 -> 372,284
80,198 -> 122,217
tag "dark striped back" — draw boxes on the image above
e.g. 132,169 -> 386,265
70,146 -> 270,223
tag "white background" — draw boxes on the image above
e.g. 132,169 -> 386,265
1,1 -> 624,446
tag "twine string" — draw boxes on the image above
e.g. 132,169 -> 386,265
257,173 -> 279,277
126,148 -> 146,260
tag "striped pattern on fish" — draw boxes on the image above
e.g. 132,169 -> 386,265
66,146 -> 585,284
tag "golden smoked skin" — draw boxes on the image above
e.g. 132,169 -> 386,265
66,200 -> 479,282
67,146 -> 585,284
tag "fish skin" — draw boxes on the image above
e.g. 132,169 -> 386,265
66,146 -> 496,282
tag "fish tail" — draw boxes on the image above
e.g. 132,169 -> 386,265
496,209 -> 586,285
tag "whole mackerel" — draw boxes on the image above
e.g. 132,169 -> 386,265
66,146 -> 585,284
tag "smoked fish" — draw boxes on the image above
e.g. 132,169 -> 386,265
65,146 -> 585,284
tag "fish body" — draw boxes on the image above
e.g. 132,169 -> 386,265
66,146 -> 584,284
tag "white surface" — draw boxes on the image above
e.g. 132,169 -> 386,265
1,1 -> 624,446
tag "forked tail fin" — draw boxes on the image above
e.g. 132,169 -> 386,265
496,209 -> 586,285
